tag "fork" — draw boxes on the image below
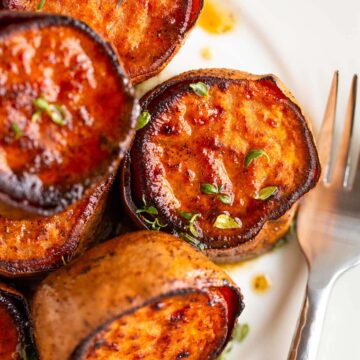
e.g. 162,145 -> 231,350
288,71 -> 360,360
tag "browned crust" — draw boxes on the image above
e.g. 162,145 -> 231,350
0,174 -> 114,278
31,231 -> 244,360
0,12 -> 138,218
121,69 -> 320,261
2,1 -> 204,85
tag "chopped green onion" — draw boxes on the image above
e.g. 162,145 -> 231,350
255,186 -> 278,200
244,149 -> 270,168
136,111 -> 151,130
214,214 -> 241,229
190,82 -> 209,97
32,97 -> 66,126
36,0 -> 46,10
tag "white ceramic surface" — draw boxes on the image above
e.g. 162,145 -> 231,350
138,1 -> 360,359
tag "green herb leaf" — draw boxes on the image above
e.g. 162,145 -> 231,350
11,122 -> 23,140
144,217 -> 167,231
218,194 -> 232,205
214,214 -> 241,229
190,82 -> 209,97
233,323 -> 250,343
136,195 -> 159,216
20,345 -> 37,360
179,232 -> 206,251
255,186 -> 278,200
200,183 -> 218,195
244,149 -> 270,168
36,0 -> 46,10
136,111 -> 151,130
188,213 -> 201,237
32,97 -> 66,126
178,210 -> 194,220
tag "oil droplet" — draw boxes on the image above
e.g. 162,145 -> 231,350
198,0 -> 236,35
252,274 -> 271,294
200,47 -> 213,60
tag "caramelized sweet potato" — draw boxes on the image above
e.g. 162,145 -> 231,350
122,69 -> 320,262
0,174 -> 113,277
0,12 -> 137,218
0,282 -> 36,360
31,231 -> 243,360
3,0 -> 204,84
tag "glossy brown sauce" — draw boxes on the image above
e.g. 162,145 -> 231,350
0,302 -> 20,360
0,24 -> 128,208
81,291 -> 227,360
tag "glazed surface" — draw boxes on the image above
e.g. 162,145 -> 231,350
81,291 -> 227,360
0,23 -> 131,212
4,0 -> 202,83
0,301 -> 20,360
130,73 -> 319,249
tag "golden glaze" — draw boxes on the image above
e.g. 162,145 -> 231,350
82,291 -> 227,360
0,17 -> 135,216
129,69 -> 320,256
32,231 -> 243,360
4,0 -> 203,83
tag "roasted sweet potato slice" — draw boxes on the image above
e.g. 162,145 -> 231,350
122,69 -> 320,262
3,0 -> 204,84
0,12 -> 137,218
0,282 -> 36,360
0,174 -> 113,277
31,231 -> 243,360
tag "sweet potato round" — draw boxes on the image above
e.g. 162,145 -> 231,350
0,174 -> 113,277
0,12 -> 137,217
0,282 -> 36,360
31,231 -> 243,360
122,69 -> 320,262
2,0 -> 203,84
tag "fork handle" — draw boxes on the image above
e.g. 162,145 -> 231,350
288,283 -> 333,360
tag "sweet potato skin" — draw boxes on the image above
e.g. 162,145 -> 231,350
0,282 -> 36,360
0,12 -> 137,218
0,174 -> 114,277
31,231 -> 243,360
2,0 -> 204,84
123,69 -> 320,261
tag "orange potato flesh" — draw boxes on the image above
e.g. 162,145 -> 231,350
128,69 -> 320,253
0,16 -> 135,216
80,291 -> 227,360
0,302 -> 20,360
4,0 -> 203,84
0,176 -> 112,277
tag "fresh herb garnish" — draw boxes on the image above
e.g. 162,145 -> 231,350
254,186 -> 278,200
11,122 -> 23,140
190,82 -> 209,97
20,345 -> 37,360
244,149 -> 270,168
137,195 -> 167,231
136,111 -> 151,130
200,183 -> 232,205
32,97 -> 66,126
178,210 -> 201,237
217,323 -> 250,359
214,214 -> 241,229
179,232 -> 206,251
36,0 -> 46,10
136,195 -> 158,216
143,217 -> 168,231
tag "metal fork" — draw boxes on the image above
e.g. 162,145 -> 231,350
288,71 -> 360,360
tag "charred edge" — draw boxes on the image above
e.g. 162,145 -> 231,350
0,12 -> 138,216
127,72 -> 320,249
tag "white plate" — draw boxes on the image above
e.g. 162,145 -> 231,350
138,1 -> 360,359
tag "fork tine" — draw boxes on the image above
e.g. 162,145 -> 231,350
332,74 -> 358,188
318,71 -> 338,184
